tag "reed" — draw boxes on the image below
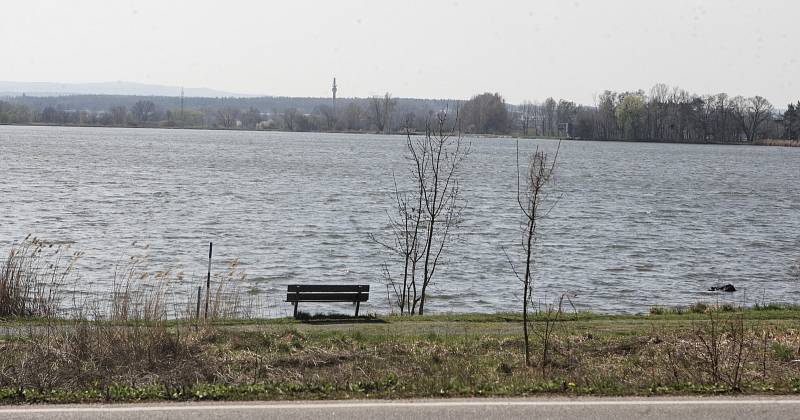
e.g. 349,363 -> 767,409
0,236 -> 80,318
107,255 -> 164,322
0,237 -> 267,322
754,138 -> 800,147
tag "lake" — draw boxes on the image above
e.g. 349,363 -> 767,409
1,125 -> 798,315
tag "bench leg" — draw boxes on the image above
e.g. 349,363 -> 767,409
355,301 -> 360,317
293,302 -> 298,319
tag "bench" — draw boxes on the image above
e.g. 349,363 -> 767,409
286,284 -> 370,318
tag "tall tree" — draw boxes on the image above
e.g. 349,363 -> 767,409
461,92 -> 509,134
131,100 -> 156,123
317,104 -> 336,131
343,102 -> 363,131
734,96 -> 774,142
216,107 -> 240,128
784,102 -> 800,140
555,100 -> 577,137
282,108 -> 298,131
596,91 -> 618,140
520,101 -> 535,136
369,93 -> 395,133
110,106 -> 127,125
542,97 -> 557,136
615,94 -> 646,140
240,107 -> 262,129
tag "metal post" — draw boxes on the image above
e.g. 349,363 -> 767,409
355,289 -> 361,317
204,242 -> 212,319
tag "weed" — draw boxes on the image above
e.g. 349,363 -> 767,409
688,302 -> 709,313
772,342 -> 795,362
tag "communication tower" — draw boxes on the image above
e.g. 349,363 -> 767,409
332,77 -> 337,113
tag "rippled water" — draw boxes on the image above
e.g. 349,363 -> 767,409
1,125 -> 799,314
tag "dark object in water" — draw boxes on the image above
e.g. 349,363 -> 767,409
708,284 -> 736,292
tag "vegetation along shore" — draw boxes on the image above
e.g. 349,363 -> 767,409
1,307 -> 800,403
2,237 -> 800,404
2,85 -> 800,146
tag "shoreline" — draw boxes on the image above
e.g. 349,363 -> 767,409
2,122 -> 798,147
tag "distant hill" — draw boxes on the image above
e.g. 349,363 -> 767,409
0,81 -> 458,115
2,93 -> 455,117
0,80 -> 254,98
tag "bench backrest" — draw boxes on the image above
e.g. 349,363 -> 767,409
286,284 -> 369,302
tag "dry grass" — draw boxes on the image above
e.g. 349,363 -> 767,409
108,255 -> 255,322
0,237 -> 81,318
206,258 -> 249,320
0,322 -> 220,393
755,138 -> 800,147
1,310 -> 800,402
108,255 -> 171,322
0,237 -> 262,322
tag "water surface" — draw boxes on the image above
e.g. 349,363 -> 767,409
1,125 -> 798,315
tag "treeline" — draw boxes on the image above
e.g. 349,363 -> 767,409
569,86 -> 795,143
0,94 -> 452,132
1,84 -> 799,143
513,85 -> 797,143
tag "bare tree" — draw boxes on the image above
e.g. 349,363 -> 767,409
216,107 -> 240,128
542,97 -> 557,136
734,96 -> 774,142
520,101 -> 535,136
374,110 -> 468,315
382,93 -> 395,133
370,93 -> 395,134
369,174 -> 424,315
343,102 -> 364,131
370,96 -> 385,133
318,104 -> 337,131
110,106 -> 127,125
131,100 -> 155,123
241,107 -> 262,129
506,141 -> 559,366
413,111 -> 468,314
282,108 -> 298,131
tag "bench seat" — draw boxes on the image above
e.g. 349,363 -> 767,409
286,284 -> 369,318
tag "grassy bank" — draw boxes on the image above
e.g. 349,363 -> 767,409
3,238 -> 800,403
1,306 -> 799,403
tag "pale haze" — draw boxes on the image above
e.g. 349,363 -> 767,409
2,0 -> 798,104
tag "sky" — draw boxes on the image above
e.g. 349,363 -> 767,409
2,0 -> 798,105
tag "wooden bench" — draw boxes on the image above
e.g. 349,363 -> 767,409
286,284 -> 369,318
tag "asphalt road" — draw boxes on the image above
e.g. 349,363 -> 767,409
1,398 -> 799,420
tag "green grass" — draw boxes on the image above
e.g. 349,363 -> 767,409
3,304 -> 799,336
9,303 -> 799,323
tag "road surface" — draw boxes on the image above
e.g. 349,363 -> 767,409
1,397 -> 798,420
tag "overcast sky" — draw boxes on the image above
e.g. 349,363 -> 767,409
2,0 -> 798,105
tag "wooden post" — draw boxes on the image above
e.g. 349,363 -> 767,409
204,242 -> 212,319
293,288 -> 302,319
355,288 -> 361,317
195,286 -> 202,320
